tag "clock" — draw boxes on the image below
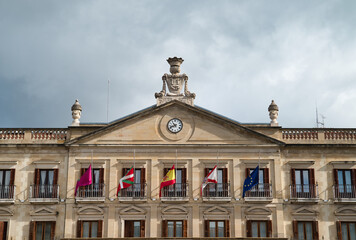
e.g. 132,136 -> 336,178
167,118 -> 183,133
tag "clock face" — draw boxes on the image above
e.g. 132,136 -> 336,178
167,118 -> 183,133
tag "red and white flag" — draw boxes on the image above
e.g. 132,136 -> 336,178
117,167 -> 134,196
201,165 -> 218,195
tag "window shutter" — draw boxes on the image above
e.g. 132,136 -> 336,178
124,220 -> 131,237
50,221 -> 56,240
80,168 -> 86,177
267,220 -> 272,237
205,168 -> 209,176
246,168 -> 250,178
336,221 -> 342,240
162,220 -> 167,237
140,220 -> 145,237
53,169 -> 58,185
97,220 -> 103,237
34,169 -> 40,185
122,168 -> 128,177
293,220 -> 298,238
182,168 -> 187,184
29,221 -> 35,240
204,220 -> 209,237
264,168 -> 269,183
246,220 -> 252,237
222,168 -> 228,183
225,220 -> 230,237
291,168 -> 296,184
312,221 -> 319,240
0,222 -> 5,240
164,168 -> 169,176
183,220 -> 187,237
10,169 -> 15,185
333,169 -> 339,185
141,168 -> 146,184
99,168 -> 104,184
76,220 -> 82,237
310,169 -> 316,197
352,169 -> 356,188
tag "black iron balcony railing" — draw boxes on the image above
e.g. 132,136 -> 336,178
245,183 -> 272,198
0,185 -> 15,200
333,184 -> 356,199
161,183 -> 188,198
118,183 -> 147,198
30,184 -> 59,199
290,184 -> 318,199
202,183 -> 230,198
76,183 -> 105,198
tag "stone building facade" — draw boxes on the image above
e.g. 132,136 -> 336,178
0,57 -> 355,239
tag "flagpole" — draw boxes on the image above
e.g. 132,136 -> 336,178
216,149 -> 219,167
91,150 -> 94,195
133,149 -> 136,191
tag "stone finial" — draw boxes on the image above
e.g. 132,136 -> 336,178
71,99 -> 82,126
155,57 -> 196,106
268,100 -> 279,126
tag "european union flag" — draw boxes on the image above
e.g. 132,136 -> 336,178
242,166 -> 259,198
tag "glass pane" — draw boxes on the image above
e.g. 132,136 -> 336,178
0,171 -> 3,185
218,221 -> 224,237
218,170 -> 223,184
93,170 -> 100,184
298,222 -> 305,240
134,221 -> 141,237
48,171 -> 54,185
339,171 -> 345,193
260,222 -> 267,237
259,170 -> 264,184
176,221 -> 182,237
345,171 -> 352,185
341,223 -> 348,240
305,222 -> 313,240
303,170 -> 310,193
44,222 -> 52,239
135,170 -> 141,184
296,170 -> 302,185
176,170 -> 182,184
91,221 -> 98,238
209,222 -> 216,237
4,171 -> 10,186
83,222 -> 90,238
252,222 -> 258,237
167,221 -> 174,237
40,171 -> 47,185
35,223 -> 43,240
350,223 -> 356,240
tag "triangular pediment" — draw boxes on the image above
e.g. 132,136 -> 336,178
30,207 -> 56,216
77,206 -> 104,215
67,101 -> 282,146
245,206 -> 272,215
162,206 -> 188,215
120,205 -> 146,215
292,207 -> 318,216
204,206 -> 229,215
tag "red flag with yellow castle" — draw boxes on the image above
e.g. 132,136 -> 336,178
159,165 -> 176,197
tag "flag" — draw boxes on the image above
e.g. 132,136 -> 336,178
75,164 -> 92,196
117,167 -> 134,196
201,165 -> 218,196
242,165 -> 259,198
159,165 -> 176,197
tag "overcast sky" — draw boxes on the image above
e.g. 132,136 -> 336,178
1,0 -> 356,128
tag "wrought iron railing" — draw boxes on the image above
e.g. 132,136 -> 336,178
118,183 -> 147,198
245,183 -> 272,198
161,183 -> 188,198
202,183 -> 230,198
290,184 -> 318,199
76,184 -> 105,198
333,184 -> 356,199
30,184 -> 59,199
0,185 -> 15,199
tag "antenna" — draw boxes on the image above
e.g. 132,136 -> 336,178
106,79 -> 110,123
316,105 -> 325,128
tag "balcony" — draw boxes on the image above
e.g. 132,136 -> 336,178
160,183 -> 189,202
29,184 -> 59,203
202,183 -> 231,202
290,184 -> 319,203
244,183 -> 273,202
333,184 -> 356,203
0,185 -> 15,204
118,183 -> 147,202
75,184 -> 105,203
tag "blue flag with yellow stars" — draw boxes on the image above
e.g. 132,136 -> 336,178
242,166 -> 259,198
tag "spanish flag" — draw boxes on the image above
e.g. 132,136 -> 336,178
159,165 -> 176,197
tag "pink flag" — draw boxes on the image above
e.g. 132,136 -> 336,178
75,165 -> 92,196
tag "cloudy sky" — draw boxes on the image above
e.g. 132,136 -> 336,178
1,0 -> 356,128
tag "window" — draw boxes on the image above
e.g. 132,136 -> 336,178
29,221 -> 55,240
337,221 -> 356,240
124,220 -> 145,237
204,220 -> 229,237
77,220 -> 102,238
291,169 -> 316,198
119,168 -> 146,197
245,168 -> 270,197
246,220 -> 272,237
0,222 -> 7,240
77,168 -> 104,197
334,169 -> 356,198
0,169 -> 15,199
162,168 -> 187,197
33,169 -> 58,198
203,168 -> 228,197
293,221 -> 319,240
162,220 -> 187,237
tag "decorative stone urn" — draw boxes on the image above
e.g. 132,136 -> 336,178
155,57 -> 196,106
268,100 -> 279,126
71,99 -> 82,126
